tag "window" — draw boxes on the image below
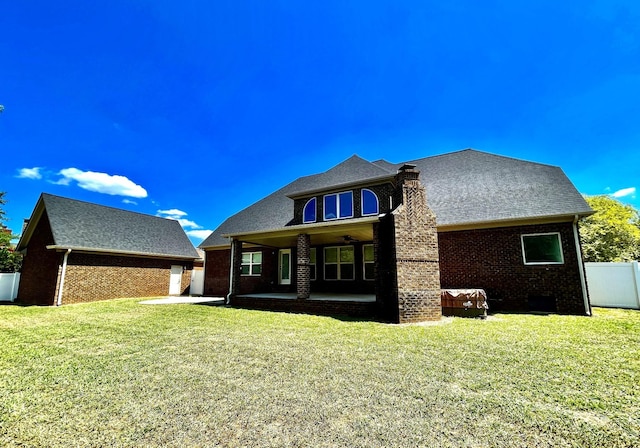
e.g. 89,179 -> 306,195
361,189 -> 379,216
241,251 -> 262,275
310,248 -> 317,281
323,191 -> 354,220
303,198 -> 316,223
324,246 -> 355,280
521,233 -> 564,265
363,244 -> 375,280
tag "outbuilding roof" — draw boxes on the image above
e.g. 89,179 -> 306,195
18,193 -> 200,260
200,149 -> 593,248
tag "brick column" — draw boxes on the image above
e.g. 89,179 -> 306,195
296,233 -> 311,299
392,165 -> 442,323
229,239 -> 243,301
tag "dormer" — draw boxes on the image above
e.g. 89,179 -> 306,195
286,174 -> 396,226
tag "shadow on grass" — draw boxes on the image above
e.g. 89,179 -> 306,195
0,300 -> 36,307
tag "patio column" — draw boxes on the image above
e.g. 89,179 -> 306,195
296,233 -> 311,299
229,238 -> 243,301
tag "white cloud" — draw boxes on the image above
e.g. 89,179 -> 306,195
157,209 -> 203,229
122,199 -> 138,205
611,187 -> 636,198
57,168 -> 148,198
186,229 -> 213,241
176,218 -> 202,229
17,167 -> 43,180
157,209 -> 188,217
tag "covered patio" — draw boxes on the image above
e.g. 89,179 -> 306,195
224,216 -> 380,302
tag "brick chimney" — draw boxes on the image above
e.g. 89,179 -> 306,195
390,164 -> 442,322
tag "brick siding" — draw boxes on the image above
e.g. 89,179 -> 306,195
60,253 -> 193,304
17,211 -> 61,305
438,222 -> 587,314
390,168 -> 442,323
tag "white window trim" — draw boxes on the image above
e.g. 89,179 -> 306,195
361,189 -> 379,216
303,197 -> 317,224
363,244 -> 375,281
323,246 -> 355,281
241,251 -> 263,276
323,191 -> 354,221
521,232 -> 564,265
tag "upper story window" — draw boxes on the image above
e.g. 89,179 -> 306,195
361,189 -> 379,216
241,251 -> 262,276
324,191 -> 354,220
521,233 -> 564,265
303,198 -> 317,223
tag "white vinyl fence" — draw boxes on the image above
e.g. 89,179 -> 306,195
0,273 -> 20,302
190,269 -> 204,296
585,262 -> 640,309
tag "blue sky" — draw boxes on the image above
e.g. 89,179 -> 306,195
1,1 -> 639,245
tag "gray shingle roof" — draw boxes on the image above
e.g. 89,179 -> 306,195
412,149 -> 593,226
200,149 -> 592,248
19,194 -> 199,259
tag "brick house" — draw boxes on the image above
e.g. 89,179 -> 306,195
16,194 -> 200,306
200,149 -> 593,323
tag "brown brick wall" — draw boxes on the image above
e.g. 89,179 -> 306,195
61,253 -> 193,304
438,222 -> 587,314
204,249 -> 231,297
17,211 -> 62,306
205,247 -> 280,297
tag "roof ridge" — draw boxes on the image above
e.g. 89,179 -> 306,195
402,148 -> 561,169
323,154 -> 393,176
41,193 -> 177,223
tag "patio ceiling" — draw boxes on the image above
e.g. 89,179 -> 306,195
223,216 -> 379,248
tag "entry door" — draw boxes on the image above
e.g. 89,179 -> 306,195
169,265 -> 183,295
279,249 -> 291,285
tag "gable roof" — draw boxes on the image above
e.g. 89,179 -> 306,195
200,149 -> 592,248
411,149 -> 593,227
18,193 -> 200,260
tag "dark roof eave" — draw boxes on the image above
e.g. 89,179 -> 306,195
437,211 -> 595,232
222,215 -> 381,239
45,245 -> 199,260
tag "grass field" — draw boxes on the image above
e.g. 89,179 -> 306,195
1,300 -> 638,447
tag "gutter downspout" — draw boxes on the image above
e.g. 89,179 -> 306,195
573,215 -> 591,316
56,249 -> 71,307
226,239 -> 235,305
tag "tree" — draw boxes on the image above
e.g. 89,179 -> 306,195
0,192 -> 22,272
0,192 -> 12,247
580,195 -> 640,262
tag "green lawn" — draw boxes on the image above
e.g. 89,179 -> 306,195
1,300 -> 638,447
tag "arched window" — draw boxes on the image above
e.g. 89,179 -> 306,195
361,189 -> 379,216
303,197 -> 317,223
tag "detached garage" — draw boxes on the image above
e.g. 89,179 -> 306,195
16,193 -> 200,306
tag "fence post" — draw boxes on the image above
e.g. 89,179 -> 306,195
11,273 -> 19,301
633,261 -> 640,309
